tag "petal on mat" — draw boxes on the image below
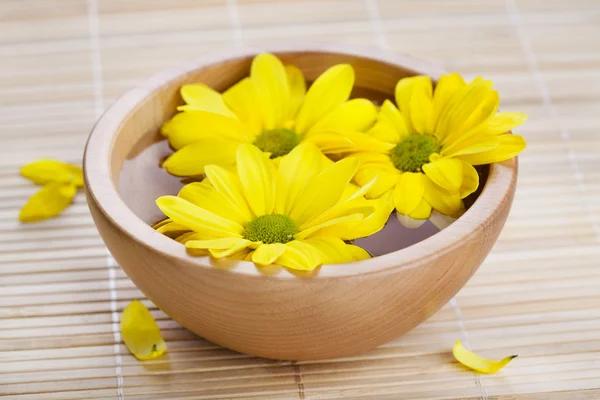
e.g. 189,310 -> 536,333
20,159 -> 83,187
121,300 -> 166,360
453,341 -> 517,374
19,183 -> 77,223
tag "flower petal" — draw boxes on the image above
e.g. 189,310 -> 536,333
457,134 -> 526,165
302,237 -> 370,264
121,300 -> 166,360
252,243 -> 287,265
396,211 -> 427,229
453,340 -> 517,374
20,160 -> 83,187
488,112 -> 528,135
251,53 -> 290,130
354,165 -> 399,199
395,75 -> 431,134
309,99 -> 377,134
185,237 -> 253,258
432,73 -> 466,128
286,65 -> 306,120
19,183 -> 77,223
179,83 -> 237,119
408,79 -> 434,134
223,78 -> 263,137
204,165 -> 255,221
459,161 -> 479,199
291,157 -> 359,225
276,240 -> 322,271
393,172 -> 427,215
422,158 -> 464,191
156,195 -> 244,238
296,213 -> 365,240
295,64 -> 354,134
162,111 -> 247,150
408,198 -> 432,220
162,138 -> 239,176
275,142 -> 327,215
236,143 -> 276,216
178,182 -> 249,225
423,178 -> 462,216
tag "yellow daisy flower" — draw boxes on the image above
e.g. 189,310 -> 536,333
155,143 -> 392,271
19,159 -> 83,223
350,73 -> 527,220
160,52 -> 384,176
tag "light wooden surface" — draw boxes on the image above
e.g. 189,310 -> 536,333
1,0 -> 599,398
84,46 -> 517,360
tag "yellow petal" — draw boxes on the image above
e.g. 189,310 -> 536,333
19,183 -> 77,223
442,135 -> 500,158
380,99 -> 409,139
354,165 -> 399,199
286,65 -> 306,120
422,158 -> 464,191
459,161 -> 479,199
275,142 -> 327,215
275,240 -> 322,271
162,111 -> 247,150
295,64 -> 354,134
393,172 -> 427,215
458,134 -> 526,165
408,78 -> 434,134
20,160 -> 83,188
204,165 -> 255,221
162,138 -> 239,176
223,78 -> 263,136
408,198 -> 432,220
304,130 -> 393,155
185,237 -> 253,258
121,300 -> 166,360
432,73 -> 466,127
251,53 -> 290,130
395,76 -> 431,134
156,195 -> 244,238
155,220 -> 189,234
423,178 -> 462,216
396,211 -> 427,229
488,112 -> 528,135
302,237 -> 370,264
296,212 -> 366,240
178,182 -> 249,225
236,143 -> 276,216
453,340 -> 517,374
252,243 -> 287,265
291,157 -> 359,225
440,79 -> 498,145
179,83 -> 237,119
309,99 -> 378,134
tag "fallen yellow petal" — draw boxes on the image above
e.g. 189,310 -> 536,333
453,340 -> 517,374
21,159 -> 83,187
121,300 -> 166,361
19,182 -> 77,223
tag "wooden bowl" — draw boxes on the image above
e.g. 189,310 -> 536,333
84,45 -> 517,360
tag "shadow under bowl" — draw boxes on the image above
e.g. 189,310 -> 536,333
83,45 -> 517,361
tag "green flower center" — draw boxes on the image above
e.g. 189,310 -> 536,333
389,135 -> 442,172
243,214 -> 297,244
253,129 -> 302,158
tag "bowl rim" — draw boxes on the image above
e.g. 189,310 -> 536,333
84,44 -> 517,279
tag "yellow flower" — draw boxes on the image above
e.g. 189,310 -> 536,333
19,159 -> 83,223
348,73 -> 527,219
160,52 -> 383,176
121,300 -> 166,360
156,143 -> 392,271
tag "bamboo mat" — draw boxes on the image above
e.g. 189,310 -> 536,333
2,0 -> 600,399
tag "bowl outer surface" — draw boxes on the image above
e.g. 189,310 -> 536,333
84,45 -> 517,360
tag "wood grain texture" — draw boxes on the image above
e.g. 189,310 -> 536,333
2,0 -> 600,398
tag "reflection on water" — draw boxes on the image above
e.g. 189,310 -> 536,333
119,139 -> 464,257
